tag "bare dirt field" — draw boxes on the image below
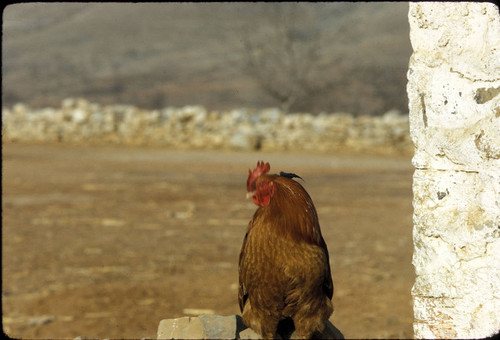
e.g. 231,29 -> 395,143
2,143 -> 415,339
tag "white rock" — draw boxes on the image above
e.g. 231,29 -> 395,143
229,125 -> 260,150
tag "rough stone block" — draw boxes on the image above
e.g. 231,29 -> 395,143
157,316 -> 203,339
157,315 -> 343,339
199,314 -> 238,339
238,327 -> 262,339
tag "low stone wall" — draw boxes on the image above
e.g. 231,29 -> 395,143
2,98 -> 412,154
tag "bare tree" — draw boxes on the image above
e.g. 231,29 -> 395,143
241,3 -> 344,113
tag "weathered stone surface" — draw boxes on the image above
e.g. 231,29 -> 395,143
199,314 -> 238,339
238,327 -> 262,339
408,2 -> 500,338
157,315 -> 343,339
157,316 -> 203,339
2,99 -> 411,154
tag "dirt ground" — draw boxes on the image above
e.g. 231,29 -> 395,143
2,143 -> 415,339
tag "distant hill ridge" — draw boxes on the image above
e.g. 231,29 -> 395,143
2,3 -> 411,115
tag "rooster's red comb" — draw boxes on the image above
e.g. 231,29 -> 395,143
247,161 -> 271,190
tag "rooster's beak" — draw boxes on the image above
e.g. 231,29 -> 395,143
246,191 -> 255,199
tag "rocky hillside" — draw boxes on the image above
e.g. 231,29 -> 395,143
2,3 -> 411,115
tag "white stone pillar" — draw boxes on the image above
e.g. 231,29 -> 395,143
407,2 -> 500,339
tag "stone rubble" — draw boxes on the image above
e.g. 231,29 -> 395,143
2,98 -> 411,154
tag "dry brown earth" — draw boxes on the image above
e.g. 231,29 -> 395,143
2,143 -> 414,339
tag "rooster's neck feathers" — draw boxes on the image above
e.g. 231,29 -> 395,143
252,175 -> 323,246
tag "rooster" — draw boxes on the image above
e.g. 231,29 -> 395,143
238,161 -> 334,339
